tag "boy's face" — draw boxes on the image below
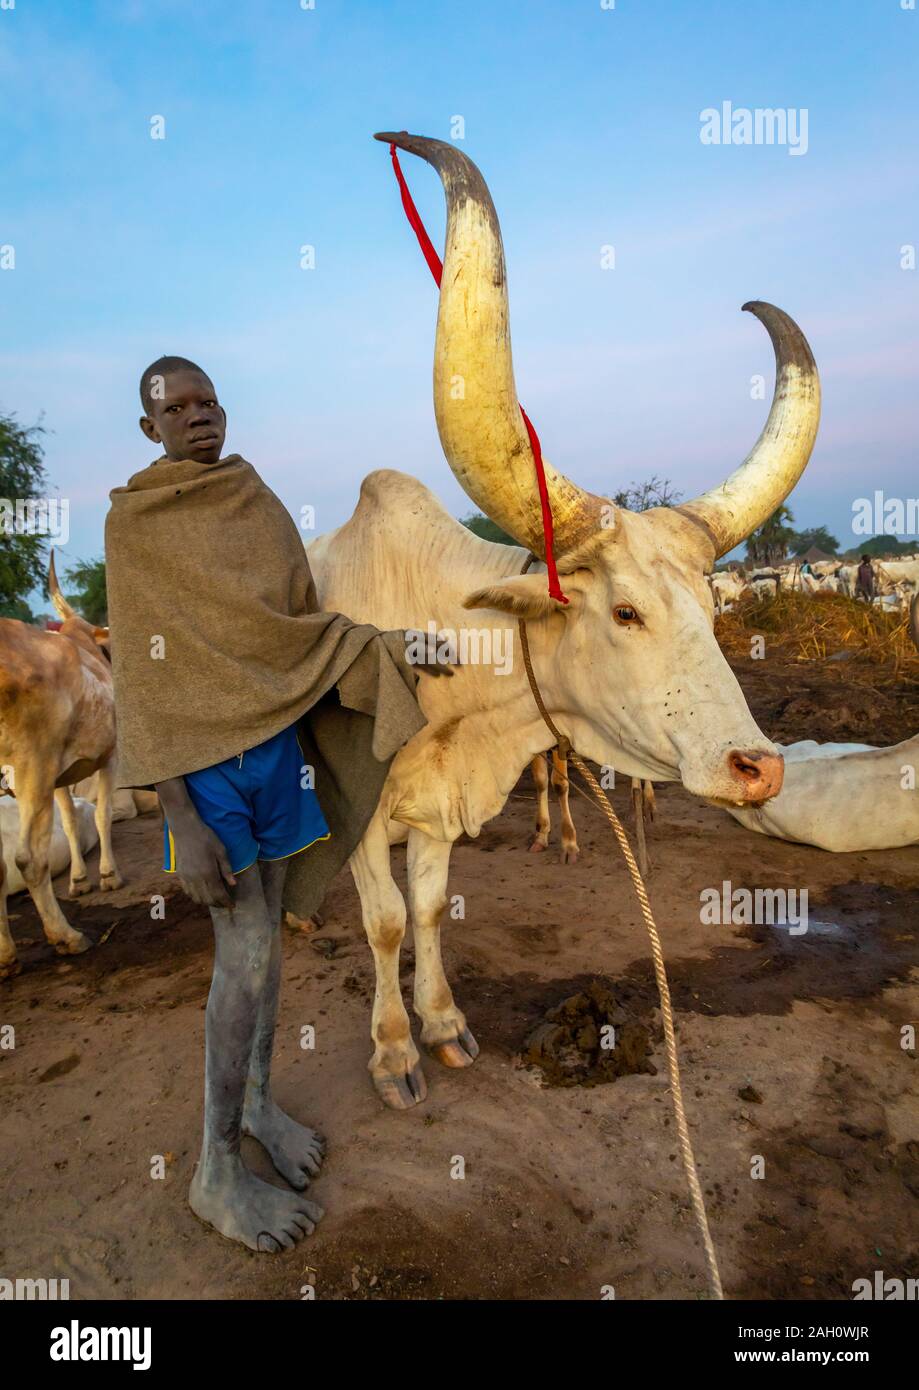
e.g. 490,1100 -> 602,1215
139,368 -> 227,465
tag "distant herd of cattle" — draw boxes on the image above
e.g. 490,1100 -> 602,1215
711,555 -> 919,613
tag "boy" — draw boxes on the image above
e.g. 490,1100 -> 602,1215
105,358 -> 436,1252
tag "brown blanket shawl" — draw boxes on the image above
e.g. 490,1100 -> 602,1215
105,454 -> 427,918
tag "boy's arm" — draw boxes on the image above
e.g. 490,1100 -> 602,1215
156,777 -> 236,910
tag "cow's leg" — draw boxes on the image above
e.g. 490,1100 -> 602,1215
551,750 -> 579,865
54,787 -> 90,897
189,864 -> 323,1252
0,815 -> 17,980
407,828 -> 479,1070
94,762 -> 124,891
349,809 -> 425,1109
15,773 -> 90,957
529,752 -> 550,852
240,859 -> 325,1190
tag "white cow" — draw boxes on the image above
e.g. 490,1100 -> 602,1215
837,564 -> 858,597
710,570 -> 747,614
71,772 -> 158,823
750,574 -> 779,600
0,796 -> 98,895
877,559 -> 919,595
725,595 -> 919,851
725,736 -> 919,850
306,132 -> 822,1109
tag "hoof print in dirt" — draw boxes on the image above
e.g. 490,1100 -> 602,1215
521,978 -> 656,1087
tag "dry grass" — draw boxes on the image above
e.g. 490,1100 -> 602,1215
715,590 -> 919,688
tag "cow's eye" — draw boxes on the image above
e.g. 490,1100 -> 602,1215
613,605 -> 641,627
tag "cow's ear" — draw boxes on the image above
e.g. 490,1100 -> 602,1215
92,626 -> 110,646
461,574 -> 569,619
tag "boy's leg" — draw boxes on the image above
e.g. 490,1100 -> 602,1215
189,863 -> 322,1253
241,858 -> 325,1190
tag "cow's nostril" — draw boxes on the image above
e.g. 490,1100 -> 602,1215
729,751 -> 762,782
727,750 -> 784,800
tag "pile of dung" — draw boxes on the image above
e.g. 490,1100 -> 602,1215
521,979 -> 656,1088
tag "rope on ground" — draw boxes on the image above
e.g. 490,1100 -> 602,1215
566,751 -> 724,1301
515,564 -> 723,1299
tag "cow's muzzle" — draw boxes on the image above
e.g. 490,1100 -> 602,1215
726,749 -> 784,802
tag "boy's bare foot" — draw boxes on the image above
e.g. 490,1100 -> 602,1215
242,1097 -> 326,1190
189,1153 -> 323,1253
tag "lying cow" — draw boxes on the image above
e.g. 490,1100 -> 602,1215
725,595 -> 919,851
0,795 -> 98,895
71,770 -> 158,823
725,737 -> 919,851
0,554 -> 123,979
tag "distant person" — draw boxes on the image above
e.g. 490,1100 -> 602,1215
855,554 -> 875,601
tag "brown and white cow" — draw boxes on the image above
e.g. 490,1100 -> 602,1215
0,554 -> 122,978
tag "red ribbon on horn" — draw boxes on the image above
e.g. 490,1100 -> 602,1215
388,143 -> 568,605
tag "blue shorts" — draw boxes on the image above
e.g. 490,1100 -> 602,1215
163,723 -> 329,876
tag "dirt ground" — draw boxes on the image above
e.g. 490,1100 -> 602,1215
0,650 -> 916,1301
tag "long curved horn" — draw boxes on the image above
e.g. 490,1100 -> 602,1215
48,550 -> 77,620
376,132 -> 606,557
678,302 -> 820,558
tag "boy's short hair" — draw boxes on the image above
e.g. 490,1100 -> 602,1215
140,356 -> 210,413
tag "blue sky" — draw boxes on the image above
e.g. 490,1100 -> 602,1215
1,0 -> 917,599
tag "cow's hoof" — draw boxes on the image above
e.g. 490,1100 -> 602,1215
373,1061 -> 428,1110
0,959 -> 21,982
427,1027 -> 479,1069
68,876 -> 92,897
55,931 -> 92,956
99,872 -> 124,892
528,837 -> 548,854
561,846 -> 579,865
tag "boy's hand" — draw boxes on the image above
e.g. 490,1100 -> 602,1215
410,656 -> 456,678
402,630 -> 458,678
173,819 -> 237,910
155,776 -> 236,910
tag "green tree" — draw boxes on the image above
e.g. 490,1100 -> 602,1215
846,534 -> 914,560
612,475 -> 682,511
746,505 -> 796,568
460,513 -> 518,546
0,413 -> 49,620
462,475 -> 683,545
65,557 -> 108,625
790,525 -> 839,557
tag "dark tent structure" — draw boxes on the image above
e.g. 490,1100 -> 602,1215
792,544 -> 836,565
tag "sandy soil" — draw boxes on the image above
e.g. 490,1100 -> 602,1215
0,654 -> 916,1301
